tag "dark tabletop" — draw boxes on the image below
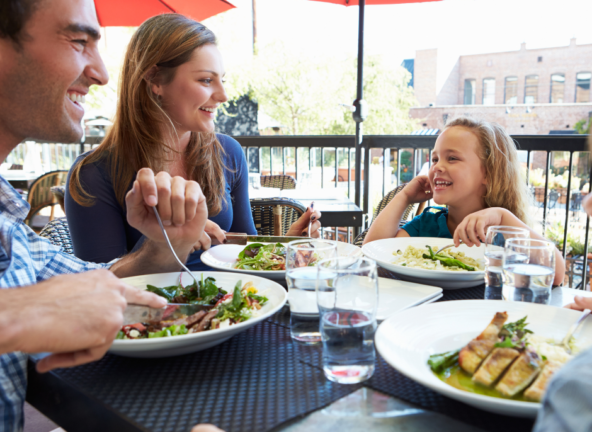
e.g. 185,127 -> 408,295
26,274 -> 536,432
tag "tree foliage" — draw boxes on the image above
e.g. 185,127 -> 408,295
224,43 -> 420,135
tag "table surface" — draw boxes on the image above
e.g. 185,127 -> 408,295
27,280 -> 579,432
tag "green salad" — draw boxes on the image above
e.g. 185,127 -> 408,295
234,243 -> 287,270
116,277 -> 269,340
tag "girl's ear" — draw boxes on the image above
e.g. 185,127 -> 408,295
144,66 -> 162,96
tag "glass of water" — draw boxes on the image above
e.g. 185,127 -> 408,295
502,238 -> 556,304
286,240 -> 338,344
484,226 -> 530,300
316,256 -> 378,384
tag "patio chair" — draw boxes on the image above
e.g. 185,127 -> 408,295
260,174 -> 297,190
25,170 -> 69,228
353,183 -> 426,246
38,217 -> 74,255
250,197 -> 306,236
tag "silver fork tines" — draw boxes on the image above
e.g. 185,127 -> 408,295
152,206 -> 200,295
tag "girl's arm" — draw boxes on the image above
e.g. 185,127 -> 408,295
363,176 -> 432,244
453,207 -> 565,286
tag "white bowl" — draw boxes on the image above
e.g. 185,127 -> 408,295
110,271 -> 287,358
376,300 -> 592,418
362,237 -> 485,289
201,241 -> 362,281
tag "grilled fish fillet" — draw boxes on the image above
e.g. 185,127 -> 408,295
459,312 -> 508,375
495,350 -> 542,397
523,361 -> 562,402
472,348 -> 520,387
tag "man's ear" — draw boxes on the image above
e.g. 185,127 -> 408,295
144,66 -> 161,96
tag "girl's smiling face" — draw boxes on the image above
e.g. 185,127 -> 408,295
151,44 -> 228,134
429,126 -> 487,209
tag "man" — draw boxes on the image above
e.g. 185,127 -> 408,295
0,0 -> 213,430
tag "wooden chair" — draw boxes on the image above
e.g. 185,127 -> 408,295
353,183 -> 426,246
250,198 -> 306,236
260,175 -> 297,190
25,170 -> 68,228
38,217 -> 74,255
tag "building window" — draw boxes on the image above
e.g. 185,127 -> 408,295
464,79 -> 476,105
576,72 -> 591,103
524,75 -> 538,104
504,77 -> 518,104
550,73 -> 565,103
482,78 -> 496,105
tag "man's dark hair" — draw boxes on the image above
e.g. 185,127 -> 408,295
0,0 -> 42,45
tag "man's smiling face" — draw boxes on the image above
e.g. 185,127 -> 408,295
0,0 -> 108,149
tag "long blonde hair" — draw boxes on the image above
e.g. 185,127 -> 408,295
69,14 -> 227,215
444,117 -> 531,226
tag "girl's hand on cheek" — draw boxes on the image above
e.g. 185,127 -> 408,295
401,175 -> 433,204
583,193 -> 592,218
453,208 -> 504,247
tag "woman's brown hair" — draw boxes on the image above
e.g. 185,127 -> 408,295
444,117 -> 532,226
69,14 -> 227,215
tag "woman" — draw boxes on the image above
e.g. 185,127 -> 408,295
66,14 -> 320,270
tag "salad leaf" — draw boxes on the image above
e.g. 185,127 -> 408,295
235,243 -> 287,270
148,324 -> 188,338
146,284 -> 176,301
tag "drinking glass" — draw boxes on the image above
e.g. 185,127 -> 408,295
316,256 -> 378,384
502,238 -> 556,304
484,226 -> 530,300
286,240 -> 338,344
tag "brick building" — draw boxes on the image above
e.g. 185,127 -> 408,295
408,39 -> 592,134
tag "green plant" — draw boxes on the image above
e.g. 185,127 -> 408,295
575,118 -> 591,135
546,221 -> 588,256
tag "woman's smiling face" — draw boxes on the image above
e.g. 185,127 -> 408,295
429,126 -> 487,208
152,44 -> 228,134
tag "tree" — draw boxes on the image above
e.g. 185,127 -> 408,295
229,42 -> 420,136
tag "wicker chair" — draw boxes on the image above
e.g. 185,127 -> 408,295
250,198 -> 306,236
39,217 -> 74,255
353,184 -> 426,246
260,175 -> 297,190
25,170 -> 69,227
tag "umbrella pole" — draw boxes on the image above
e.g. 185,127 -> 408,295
353,0 -> 367,224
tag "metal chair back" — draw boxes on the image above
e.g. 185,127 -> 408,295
260,175 -> 297,190
25,170 -> 68,226
250,198 -> 306,236
353,184 -> 424,246
38,217 -> 74,255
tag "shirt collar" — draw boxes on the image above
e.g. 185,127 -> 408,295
0,175 -> 31,221
436,208 -> 453,238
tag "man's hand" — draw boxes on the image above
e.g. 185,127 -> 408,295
0,270 -> 166,372
126,169 -> 208,257
286,206 -> 322,238
565,295 -> 592,312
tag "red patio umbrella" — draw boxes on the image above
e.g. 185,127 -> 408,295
308,0 -> 442,211
94,0 -> 236,26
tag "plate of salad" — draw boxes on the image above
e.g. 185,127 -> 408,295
110,271 -> 287,358
201,241 -> 362,280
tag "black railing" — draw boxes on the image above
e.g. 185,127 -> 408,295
6,134 -> 590,288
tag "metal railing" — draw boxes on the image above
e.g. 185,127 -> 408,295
6,134 -> 590,288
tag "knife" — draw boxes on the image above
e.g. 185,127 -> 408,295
123,303 -> 213,325
211,233 -> 312,246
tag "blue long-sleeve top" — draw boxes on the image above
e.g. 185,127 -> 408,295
65,134 -> 257,271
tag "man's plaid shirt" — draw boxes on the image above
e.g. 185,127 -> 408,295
0,177 -> 106,432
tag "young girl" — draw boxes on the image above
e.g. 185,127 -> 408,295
65,14 -> 320,271
364,117 -> 565,286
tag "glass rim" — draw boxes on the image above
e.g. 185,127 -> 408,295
316,256 -> 377,273
287,239 -> 337,251
505,238 -> 555,250
486,225 -> 530,235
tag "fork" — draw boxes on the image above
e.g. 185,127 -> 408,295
435,240 -> 464,255
152,206 -> 200,294
560,308 -> 591,354
308,201 -> 315,237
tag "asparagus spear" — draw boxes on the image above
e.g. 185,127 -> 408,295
423,246 -> 475,271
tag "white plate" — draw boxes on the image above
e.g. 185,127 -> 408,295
283,277 -> 442,319
201,241 -> 362,281
110,272 -> 287,358
376,300 -> 592,418
376,278 -> 443,321
362,237 -> 485,289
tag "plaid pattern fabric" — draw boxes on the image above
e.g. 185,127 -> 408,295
0,176 -> 106,432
